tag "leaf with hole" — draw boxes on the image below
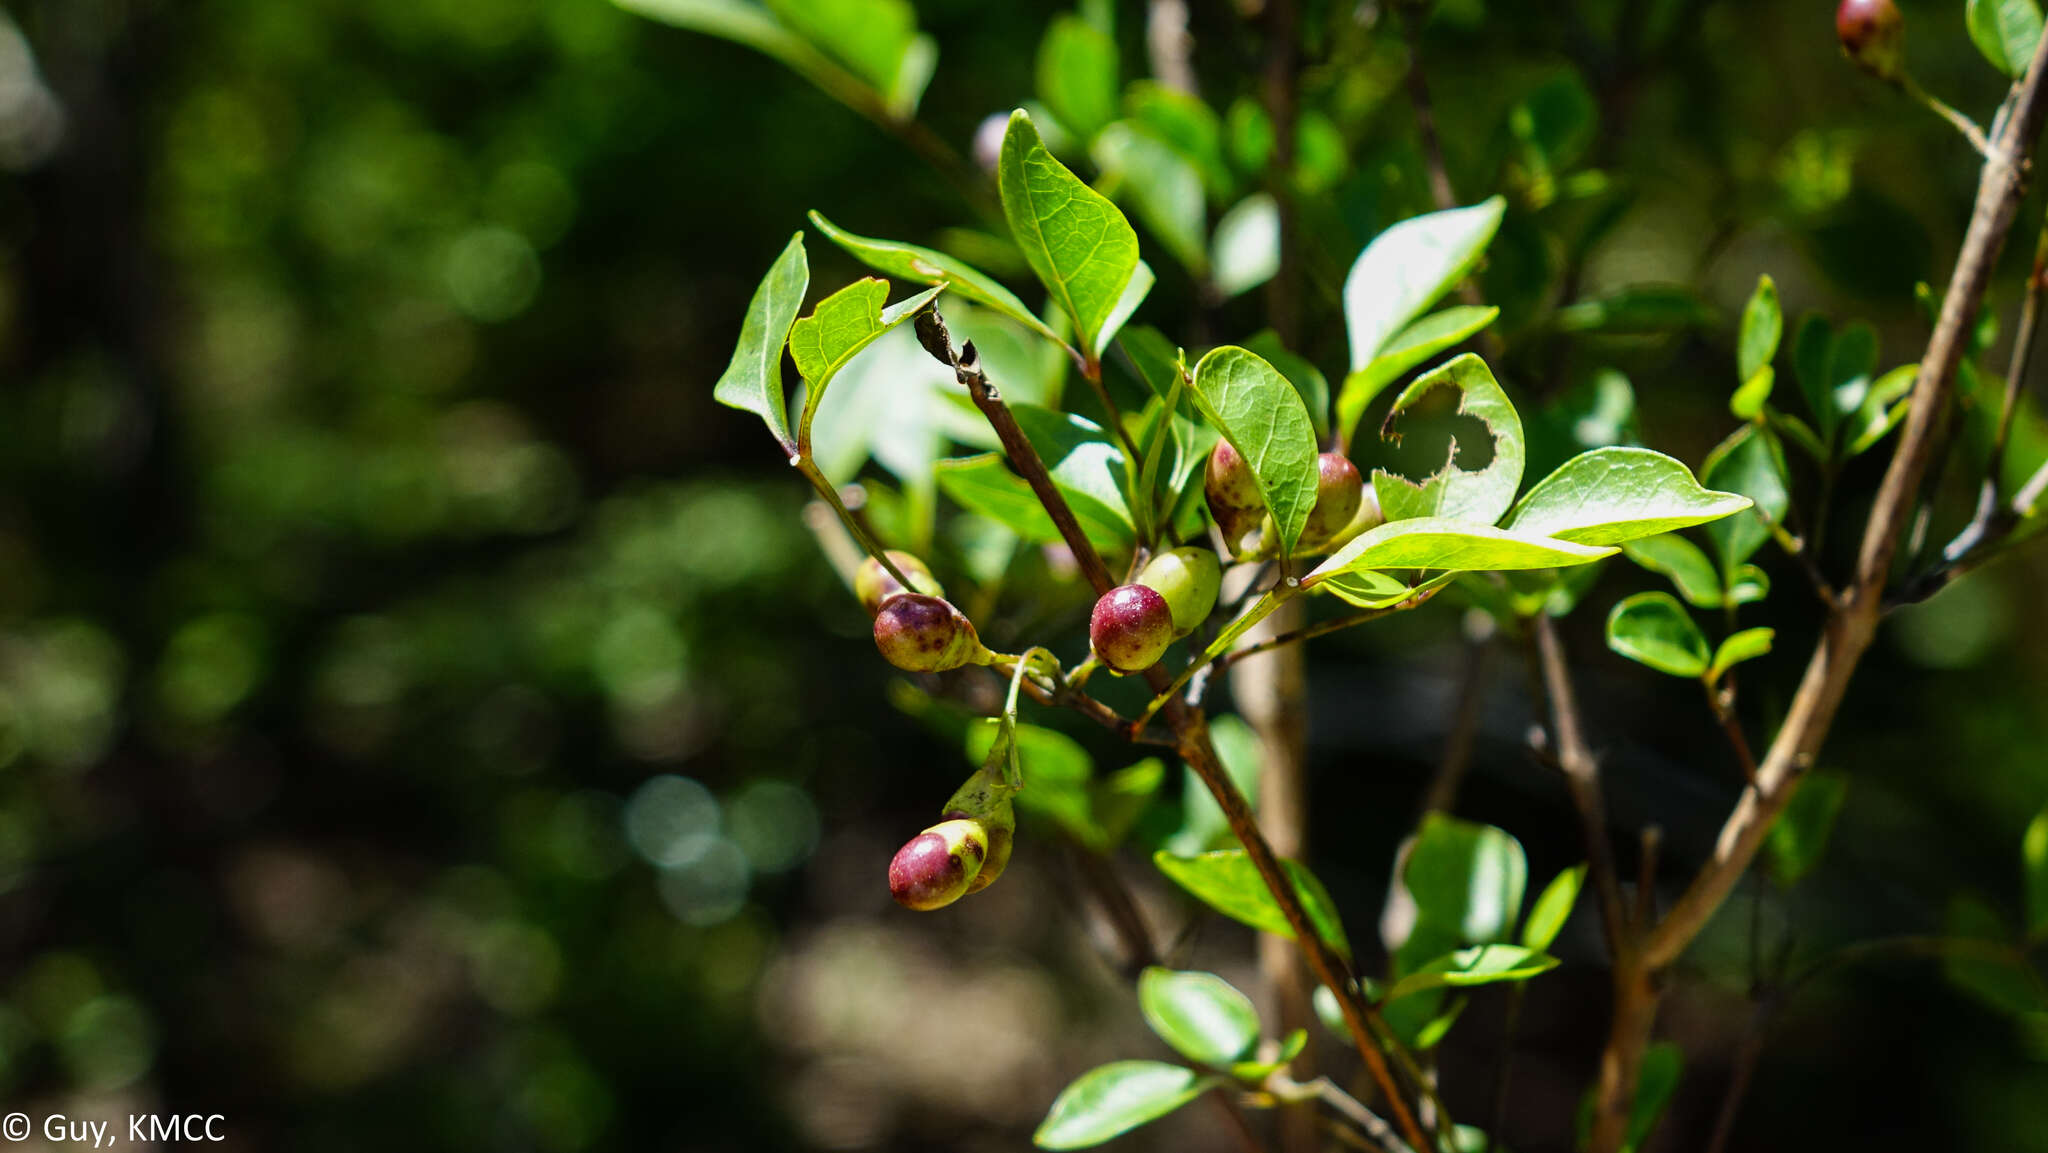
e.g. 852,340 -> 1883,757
1344,198 -> 1506,371
1336,306 -> 1500,451
1372,353 -> 1527,526
1188,346 -> 1321,556
1154,849 -> 1351,960
1138,968 -> 1261,1067
1034,1061 -> 1219,1150
1000,111 -> 1146,362
1606,591 -> 1710,677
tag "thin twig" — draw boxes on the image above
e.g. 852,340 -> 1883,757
1529,616 -> 1629,960
1270,1075 -> 1404,1153
1635,826 -> 1662,931
1705,683 -> 1760,784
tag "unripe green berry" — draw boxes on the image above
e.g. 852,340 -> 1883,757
1090,583 -> 1176,674
889,817 -> 989,910
874,594 -> 982,672
1136,547 -> 1222,637
1836,0 -> 1903,82
1205,440 -> 1265,550
1300,452 -> 1364,549
855,551 -> 943,617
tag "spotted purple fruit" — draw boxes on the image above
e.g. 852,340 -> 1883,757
1300,452 -> 1365,549
854,551 -> 943,617
889,818 -> 989,910
874,594 -> 979,672
1836,0 -> 1903,81
1090,583 -> 1176,675
1205,440 -> 1264,550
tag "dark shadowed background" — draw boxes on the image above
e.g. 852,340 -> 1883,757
0,0 -> 2045,1150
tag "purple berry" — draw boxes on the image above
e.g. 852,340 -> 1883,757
1837,0 -> 1903,81
1090,584 -> 1176,674
889,818 -> 989,910
874,594 -> 980,672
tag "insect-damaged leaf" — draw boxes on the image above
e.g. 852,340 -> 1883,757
1371,353 -> 1525,528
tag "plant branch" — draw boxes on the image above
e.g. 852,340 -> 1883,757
1529,615 -> 1630,959
1705,683 -> 1760,784
1271,1074 -> 1405,1153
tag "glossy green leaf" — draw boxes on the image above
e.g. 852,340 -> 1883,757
1700,424 -> 1790,576
1708,626 -> 1775,683
1313,568 -> 1433,609
1372,353 -> 1526,526
1211,194 -> 1280,298
1228,1028 -> 1307,1081
1385,945 -> 1560,1001
1035,1061 -> 1217,1150
1606,591 -> 1710,677
808,211 -> 1062,343
1522,864 -> 1587,951
1553,284 -> 1711,334
1188,346 -> 1320,555
1138,968 -> 1261,1067
1242,331 -> 1330,442
1503,447 -> 1751,546
790,278 -> 944,438
1791,314 -> 1837,441
1154,849 -> 1352,960
1969,0 -> 2045,77
1305,519 -> 1615,588
1010,406 -> 1137,547
2025,806 -> 2048,937
1730,366 -> 1774,421
1401,814 -> 1529,950
935,454 -> 1064,543
999,110 -> 1145,362
1846,363 -> 1918,456
1621,534 -> 1723,607
1765,771 -> 1847,887
1095,122 -> 1207,274
1336,306 -> 1500,451
714,232 -> 809,448
1728,564 -> 1771,605
760,0 -> 933,113
1344,198 -> 1507,372
1126,82 -> 1231,197
1738,274 -> 1781,383
1036,14 -> 1118,142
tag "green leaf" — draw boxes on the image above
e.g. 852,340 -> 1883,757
1846,364 -> 1917,456
808,211 -> 1063,344
1767,406 -> 1829,463
1708,627 -> 1775,683
936,454 -> 1064,543
1344,198 -> 1507,371
2026,807 -> 2048,937
1096,123 -> 1207,275
1553,284 -> 1712,334
1372,354 -> 1527,526
1169,714 -> 1261,855
1314,569 -> 1436,609
1126,82 -> 1231,197
1968,0 -> 2045,77
1791,314 -> 1837,442
1153,849 -> 1352,961
1621,534 -> 1723,607
1000,110 -> 1145,363
1242,331 -> 1331,442
760,0 -> 933,113
1622,1044 -> 1682,1153
1336,306 -> 1500,451
1097,261 -> 1155,360
714,232 -> 809,447
1521,864 -> 1587,951
1385,945 -> 1560,1001
1228,1028 -> 1307,1082
1605,591 -> 1710,677
1211,194 -> 1280,299
1036,14 -> 1118,142
1400,814 -> 1529,952
1188,346 -> 1321,555
1010,406 -> 1138,550
1765,771 -> 1847,887
790,278 -> 945,439
1306,519 -> 1615,587
1728,564 -> 1771,605
1738,275 -> 1782,383
1035,1061 -> 1218,1150
1700,424 -> 1790,577
1138,968 -> 1262,1067
1503,447 -> 1751,546
1730,366 -> 1774,421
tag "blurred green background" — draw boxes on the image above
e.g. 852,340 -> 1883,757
0,0 -> 2045,1150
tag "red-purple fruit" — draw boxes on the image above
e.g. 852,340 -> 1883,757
874,594 -> 980,672
889,817 -> 989,910
1300,452 -> 1365,549
1135,547 -> 1222,637
1836,0 -> 1903,81
1205,440 -> 1264,549
1090,583 -> 1176,674
854,551 -> 943,617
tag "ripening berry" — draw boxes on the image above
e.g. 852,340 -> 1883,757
1090,583 -> 1176,674
855,551 -> 943,617
1836,0 -> 1904,81
1136,547 -> 1222,637
874,594 -> 981,672
1206,440 -> 1264,549
889,817 -> 989,910
1300,453 -> 1365,549
947,809 -> 1014,893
